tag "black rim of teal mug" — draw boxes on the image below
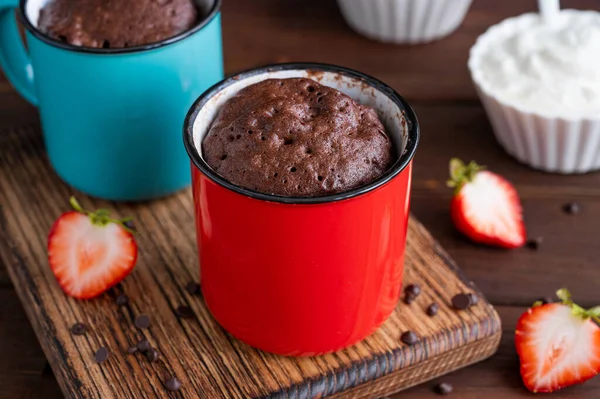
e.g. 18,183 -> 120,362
183,62 -> 420,205
17,0 -> 222,54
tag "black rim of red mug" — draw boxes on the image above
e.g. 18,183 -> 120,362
183,62 -> 420,205
17,0 -> 222,54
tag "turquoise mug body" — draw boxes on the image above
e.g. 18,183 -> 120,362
0,0 -> 224,201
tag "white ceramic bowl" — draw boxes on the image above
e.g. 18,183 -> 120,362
469,12 -> 600,174
337,0 -> 472,44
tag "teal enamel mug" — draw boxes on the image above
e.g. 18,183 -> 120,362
0,0 -> 224,201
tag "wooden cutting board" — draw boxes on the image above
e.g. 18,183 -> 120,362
0,126 -> 501,399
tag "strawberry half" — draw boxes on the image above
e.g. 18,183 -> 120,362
447,158 -> 526,248
516,289 -> 600,393
47,197 -> 138,299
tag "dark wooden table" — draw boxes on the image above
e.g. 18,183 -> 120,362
2,0 -> 600,397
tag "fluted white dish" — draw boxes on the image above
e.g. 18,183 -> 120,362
469,12 -> 600,174
337,0 -> 472,44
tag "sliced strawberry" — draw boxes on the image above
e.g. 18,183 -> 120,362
447,158 -> 526,248
516,289 -> 600,393
47,197 -> 138,299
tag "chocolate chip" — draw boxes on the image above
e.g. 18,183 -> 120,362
145,348 -> 160,363
165,377 -> 182,391
403,294 -> 416,305
185,281 -> 200,295
451,293 -> 472,310
176,305 -> 194,319
400,331 -> 419,346
70,322 -> 87,335
115,294 -> 129,306
135,314 -> 151,329
467,293 -> 479,306
404,284 -> 421,297
434,382 -> 453,395
563,202 -> 581,215
526,237 -> 543,250
94,347 -> 109,364
137,339 -> 151,352
426,303 -> 439,316
127,346 -> 138,354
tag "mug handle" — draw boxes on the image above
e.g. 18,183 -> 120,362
0,0 -> 37,105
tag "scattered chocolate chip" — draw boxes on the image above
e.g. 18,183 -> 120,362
165,376 -> 182,391
563,202 -> 581,215
538,296 -> 553,305
526,237 -> 543,250
185,281 -> 200,295
94,347 -> 109,364
426,303 -> 439,317
467,293 -> 479,306
115,294 -> 129,306
70,322 -> 87,335
176,305 -> 194,319
434,382 -> 453,395
123,220 -> 136,230
145,348 -> 160,363
127,346 -> 138,354
400,331 -> 419,346
451,293 -> 472,310
137,339 -> 151,352
404,284 -> 421,297
135,314 -> 151,329
403,294 -> 416,305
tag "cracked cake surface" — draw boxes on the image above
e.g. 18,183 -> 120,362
38,0 -> 198,48
202,78 -> 394,197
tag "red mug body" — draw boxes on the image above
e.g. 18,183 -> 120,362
184,64 -> 419,356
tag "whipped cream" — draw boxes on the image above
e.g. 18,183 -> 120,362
470,10 -> 600,119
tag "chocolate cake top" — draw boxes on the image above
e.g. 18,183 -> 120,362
38,0 -> 198,48
202,78 -> 394,197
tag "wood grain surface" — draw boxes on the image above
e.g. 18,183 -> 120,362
2,0 -> 600,398
0,126 -> 499,398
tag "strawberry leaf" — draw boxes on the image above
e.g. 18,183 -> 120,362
572,304 -> 588,318
447,158 -> 485,193
554,288 -> 600,322
66,197 -> 135,233
449,158 -> 465,180
557,288 -> 572,303
70,196 -> 84,213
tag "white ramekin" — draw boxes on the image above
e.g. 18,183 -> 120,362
469,12 -> 600,174
337,0 -> 473,44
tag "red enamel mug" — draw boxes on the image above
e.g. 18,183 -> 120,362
183,63 -> 419,356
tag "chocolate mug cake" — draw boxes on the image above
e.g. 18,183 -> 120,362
202,78 -> 394,197
184,64 -> 419,356
37,0 -> 198,48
